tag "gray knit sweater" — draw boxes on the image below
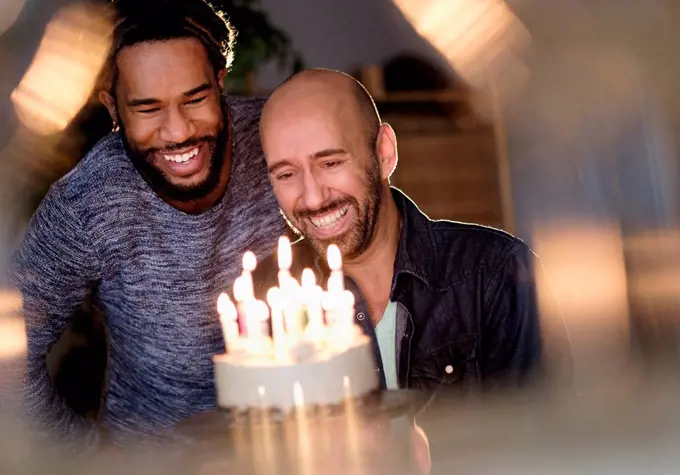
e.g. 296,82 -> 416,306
10,96 -> 285,447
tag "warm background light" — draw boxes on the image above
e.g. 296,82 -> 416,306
11,3 -> 113,136
0,0 -> 26,36
0,290 -> 26,360
0,318 -> 27,360
533,223 -> 631,388
391,0 -> 530,110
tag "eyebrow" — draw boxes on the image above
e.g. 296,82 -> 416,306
126,83 -> 212,108
267,149 -> 348,175
313,148 -> 347,159
267,160 -> 294,175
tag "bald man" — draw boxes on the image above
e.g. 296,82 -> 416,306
253,69 -> 545,392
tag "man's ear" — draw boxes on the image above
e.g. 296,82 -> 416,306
217,68 -> 227,93
98,90 -> 118,124
375,123 -> 398,181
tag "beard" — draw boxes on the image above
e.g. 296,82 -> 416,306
120,112 -> 229,204
290,158 -> 383,260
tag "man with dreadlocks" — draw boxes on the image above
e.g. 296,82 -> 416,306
9,0 -> 285,447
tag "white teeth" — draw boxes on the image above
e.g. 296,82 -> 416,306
163,147 -> 199,163
310,205 -> 349,228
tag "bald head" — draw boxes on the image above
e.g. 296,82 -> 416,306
261,69 -> 381,150
260,69 -> 398,260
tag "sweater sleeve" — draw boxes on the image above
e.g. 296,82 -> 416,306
8,184 -> 101,449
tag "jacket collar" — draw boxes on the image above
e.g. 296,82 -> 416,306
390,187 -> 437,291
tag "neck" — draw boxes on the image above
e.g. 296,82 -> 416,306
344,186 -> 401,326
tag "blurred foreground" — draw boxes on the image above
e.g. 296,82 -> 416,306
2,365 -> 680,474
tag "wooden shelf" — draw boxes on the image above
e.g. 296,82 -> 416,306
375,89 -> 471,104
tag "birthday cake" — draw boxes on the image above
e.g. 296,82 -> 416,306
213,237 -> 380,413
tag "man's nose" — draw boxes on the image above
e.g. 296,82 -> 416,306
158,106 -> 196,144
301,170 -> 328,211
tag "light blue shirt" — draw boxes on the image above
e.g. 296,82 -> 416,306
375,301 -> 399,389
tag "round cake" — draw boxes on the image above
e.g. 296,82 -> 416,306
213,240 -> 381,413
213,332 -> 379,412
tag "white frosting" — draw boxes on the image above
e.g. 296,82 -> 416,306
213,334 -> 379,411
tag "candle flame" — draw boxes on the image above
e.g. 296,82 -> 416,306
242,251 -> 257,272
293,381 -> 305,408
327,244 -> 342,271
301,268 -> 316,289
217,293 -> 237,320
278,236 -> 292,270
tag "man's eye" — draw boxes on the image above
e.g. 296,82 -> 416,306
186,96 -> 207,105
138,108 -> 160,114
276,172 -> 294,181
323,161 -> 340,168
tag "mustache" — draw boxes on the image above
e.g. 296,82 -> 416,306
142,136 -> 216,156
294,197 -> 356,219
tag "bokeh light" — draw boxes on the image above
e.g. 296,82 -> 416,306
0,0 -> 26,36
10,3 -> 113,136
392,0 -> 530,112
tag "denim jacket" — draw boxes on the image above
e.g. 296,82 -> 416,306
253,188 -> 545,392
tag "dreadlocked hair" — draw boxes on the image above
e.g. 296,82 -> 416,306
102,0 -> 237,94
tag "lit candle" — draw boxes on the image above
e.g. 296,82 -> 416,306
301,269 -> 324,341
241,251 -> 257,296
342,290 -> 356,324
324,244 -> 346,329
339,290 -> 357,343
323,290 -> 357,349
277,236 -> 293,292
234,251 -> 257,338
283,279 -> 304,340
326,244 -> 344,293
267,287 -> 288,360
233,276 -> 249,336
248,300 -> 270,354
217,293 -> 240,353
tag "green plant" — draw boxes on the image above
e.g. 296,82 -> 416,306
213,0 -> 303,93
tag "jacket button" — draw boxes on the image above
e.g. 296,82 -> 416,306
356,312 -> 365,321
445,365 -> 454,374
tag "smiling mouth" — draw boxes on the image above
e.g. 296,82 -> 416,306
309,205 -> 350,228
163,146 -> 199,164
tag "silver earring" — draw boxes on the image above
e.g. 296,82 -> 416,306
112,120 -> 120,132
